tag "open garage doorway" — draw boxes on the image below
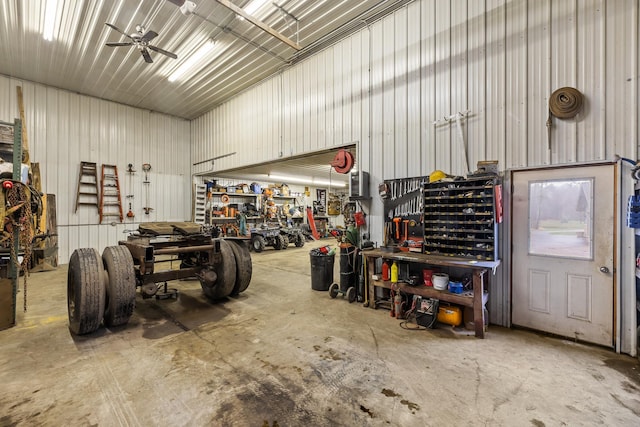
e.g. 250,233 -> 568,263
192,144 -> 360,245
199,144 -> 358,190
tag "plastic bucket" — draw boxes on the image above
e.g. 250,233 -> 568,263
432,273 -> 449,290
310,252 -> 335,291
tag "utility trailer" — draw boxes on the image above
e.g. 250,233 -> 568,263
67,222 -> 252,335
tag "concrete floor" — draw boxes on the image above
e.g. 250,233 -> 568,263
1,239 -> 639,427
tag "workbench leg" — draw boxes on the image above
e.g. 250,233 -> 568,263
472,270 -> 485,338
366,256 -> 376,309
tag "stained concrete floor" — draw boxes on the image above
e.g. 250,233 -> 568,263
1,238 -> 640,427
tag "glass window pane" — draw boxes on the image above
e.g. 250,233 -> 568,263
528,178 -> 593,259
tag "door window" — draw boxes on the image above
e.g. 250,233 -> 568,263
528,178 -> 593,260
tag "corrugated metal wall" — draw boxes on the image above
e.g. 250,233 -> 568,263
191,0 -> 638,351
192,0 -> 638,201
0,75 -> 191,263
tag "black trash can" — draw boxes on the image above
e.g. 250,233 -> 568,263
310,251 -> 335,291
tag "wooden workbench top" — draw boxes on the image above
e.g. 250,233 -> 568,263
363,249 -> 501,271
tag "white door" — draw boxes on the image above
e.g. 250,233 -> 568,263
512,164 -> 615,347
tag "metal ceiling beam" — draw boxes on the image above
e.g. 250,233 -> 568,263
215,0 -> 302,51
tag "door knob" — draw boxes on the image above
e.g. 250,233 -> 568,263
599,266 -> 610,274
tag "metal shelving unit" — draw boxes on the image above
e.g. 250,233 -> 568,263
423,175 -> 500,261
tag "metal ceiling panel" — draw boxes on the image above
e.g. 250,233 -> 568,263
0,0 -> 408,120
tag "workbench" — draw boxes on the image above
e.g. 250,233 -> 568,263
364,249 -> 500,338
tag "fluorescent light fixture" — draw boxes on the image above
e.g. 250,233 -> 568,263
168,40 -> 216,83
244,0 -> 269,15
43,0 -> 59,41
268,174 -> 346,188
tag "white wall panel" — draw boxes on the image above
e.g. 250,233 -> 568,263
527,0 -> 551,166
394,7 -> 408,178
505,0 -> 528,168
0,75 -> 191,263
551,0 -> 577,163
189,0 -> 640,352
407,1 -> 422,178
421,0 -> 437,175
486,0 -> 506,168
450,0 -> 468,174
382,14 -> 396,180
434,0 -> 452,172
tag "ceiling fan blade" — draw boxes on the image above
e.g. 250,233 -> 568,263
141,30 -> 158,42
105,23 -> 133,40
106,42 -> 134,47
141,48 -> 153,63
148,45 -> 178,59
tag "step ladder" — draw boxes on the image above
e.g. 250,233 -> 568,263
99,164 -> 123,223
75,162 -> 99,213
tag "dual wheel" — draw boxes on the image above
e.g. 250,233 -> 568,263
328,283 -> 356,303
200,239 -> 252,300
67,246 -> 136,335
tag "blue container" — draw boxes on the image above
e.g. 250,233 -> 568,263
448,281 -> 464,294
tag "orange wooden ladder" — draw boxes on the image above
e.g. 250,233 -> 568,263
99,164 -> 123,223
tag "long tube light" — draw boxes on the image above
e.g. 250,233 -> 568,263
43,0 -> 59,41
268,174 -> 346,188
244,0 -> 269,15
168,40 -> 217,82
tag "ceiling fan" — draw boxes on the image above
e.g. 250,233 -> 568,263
105,23 -> 178,63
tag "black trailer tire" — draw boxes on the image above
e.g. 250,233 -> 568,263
252,235 -> 266,252
102,246 -> 136,327
228,240 -> 252,295
202,239 -> 237,300
67,248 -> 105,335
294,233 -> 305,247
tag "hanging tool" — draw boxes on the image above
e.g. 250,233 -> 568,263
142,163 -> 151,182
125,164 -> 136,219
142,163 -> 152,215
403,219 -> 409,242
393,217 -> 401,240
